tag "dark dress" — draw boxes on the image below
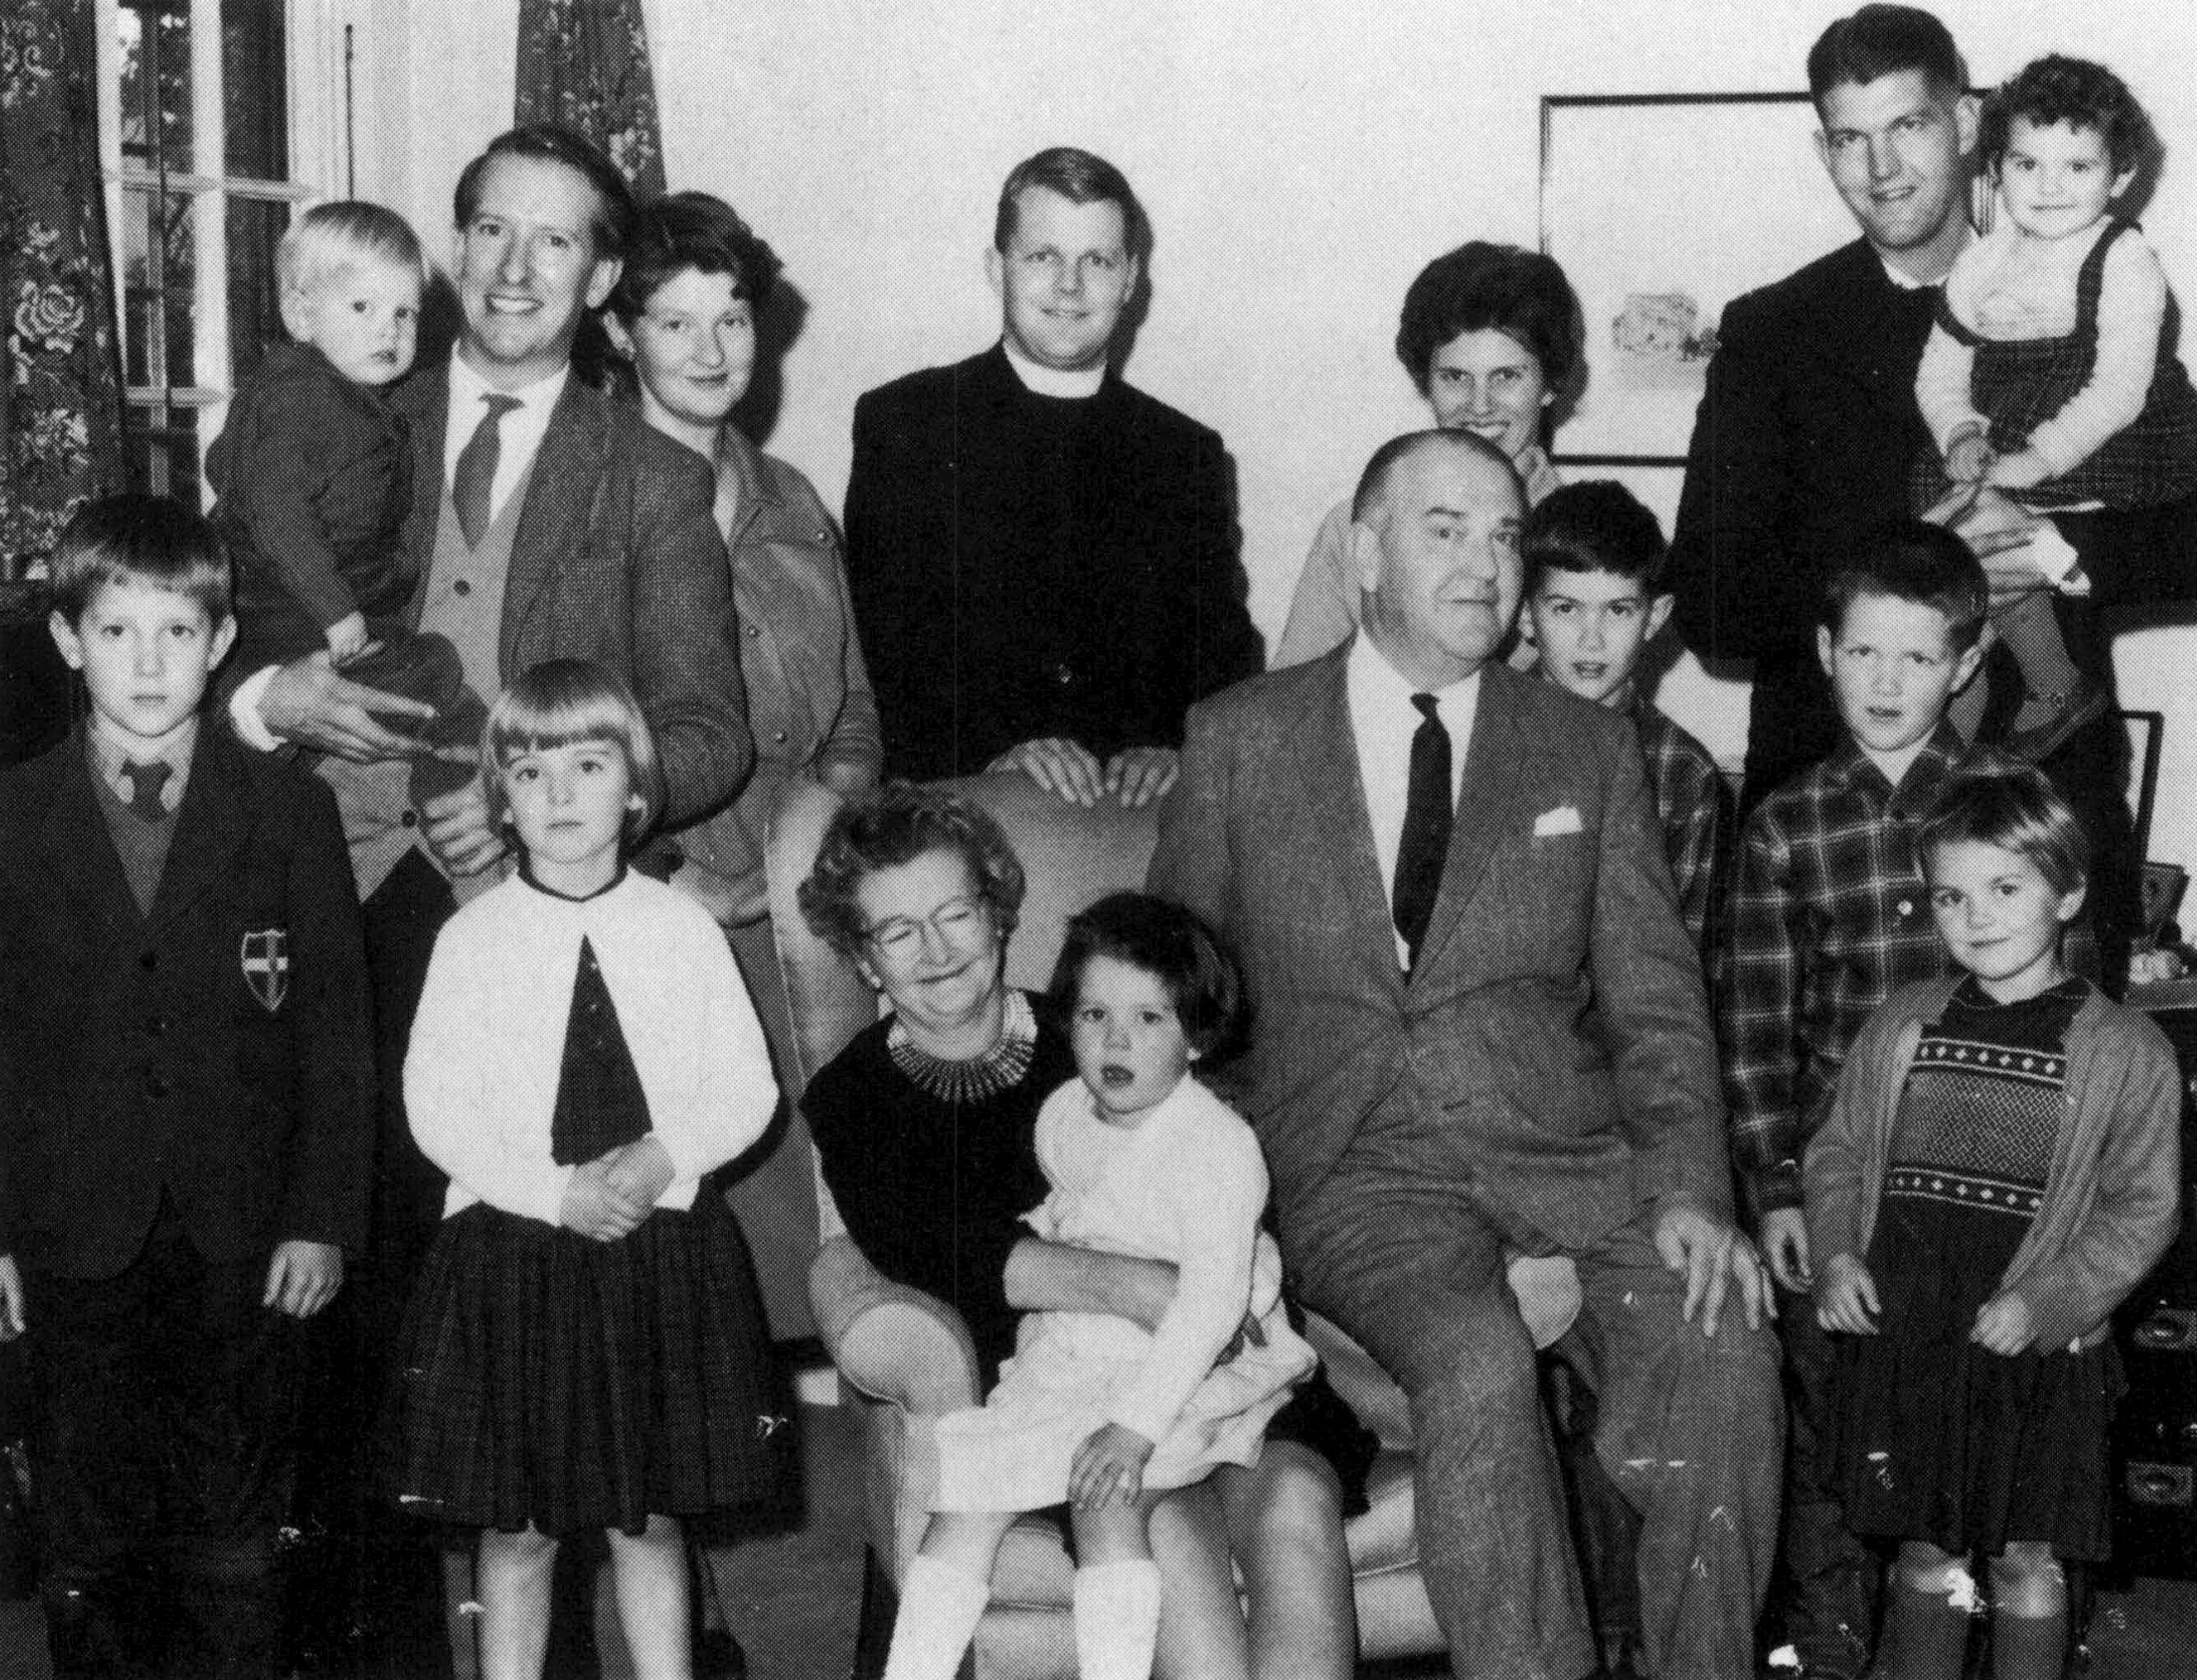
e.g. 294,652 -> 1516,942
804,997 -> 1376,1513
1832,976 -> 2122,1561
1912,219 -> 2197,515
389,931 -> 788,1537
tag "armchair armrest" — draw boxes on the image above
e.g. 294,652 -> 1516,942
808,1234 -> 983,1416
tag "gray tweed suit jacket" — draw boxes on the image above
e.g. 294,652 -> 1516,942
392,366 -> 751,831
1149,648 -> 1731,1268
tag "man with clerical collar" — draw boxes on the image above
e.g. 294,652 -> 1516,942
843,145 -> 1260,807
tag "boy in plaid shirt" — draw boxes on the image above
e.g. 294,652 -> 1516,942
1723,519 -> 2093,1678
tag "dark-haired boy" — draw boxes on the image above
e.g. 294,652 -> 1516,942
1524,480 -> 1730,953
0,496 -> 372,1679
1722,519 -> 2088,1678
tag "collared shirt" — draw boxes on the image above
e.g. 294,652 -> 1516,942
1722,724 -> 2053,1214
444,352 -> 569,527
86,719 -> 196,815
1631,696 -> 1728,955
1347,633 -> 1477,963
1000,337 -> 1105,399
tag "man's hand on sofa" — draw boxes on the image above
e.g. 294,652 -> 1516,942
989,738 -> 1108,807
1103,746 -> 1179,808
1655,1193 -> 1772,1339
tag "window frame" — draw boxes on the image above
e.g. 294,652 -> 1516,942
93,0 -> 348,499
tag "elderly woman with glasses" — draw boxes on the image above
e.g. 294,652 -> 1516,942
801,783 -> 1374,1680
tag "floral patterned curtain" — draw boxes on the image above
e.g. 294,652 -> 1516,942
514,0 -> 667,197
0,0 -> 128,578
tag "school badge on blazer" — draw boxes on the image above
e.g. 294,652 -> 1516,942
240,928 -> 290,1012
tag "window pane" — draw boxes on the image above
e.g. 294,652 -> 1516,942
121,187 -> 157,387
126,404 -> 203,504
122,185 -> 204,392
160,194 -> 199,390
223,0 -> 288,181
118,0 -> 194,176
227,197 -> 290,386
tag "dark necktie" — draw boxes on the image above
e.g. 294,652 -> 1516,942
120,758 -> 171,822
452,394 -> 522,548
1392,692 -> 1453,970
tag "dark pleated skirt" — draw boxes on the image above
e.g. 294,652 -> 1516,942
386,1193 -> 790,1537
1831,1196 -> 2123,1562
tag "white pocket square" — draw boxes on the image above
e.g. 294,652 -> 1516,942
1533,805 -> 1583,837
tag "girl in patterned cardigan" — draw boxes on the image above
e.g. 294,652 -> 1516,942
1805,766 -> 2180,1680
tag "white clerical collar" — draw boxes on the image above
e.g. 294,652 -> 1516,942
1000,338 -> 1106,399
449,347 -> 570,414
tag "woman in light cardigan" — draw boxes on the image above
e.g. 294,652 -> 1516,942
604,190 -> 882,1343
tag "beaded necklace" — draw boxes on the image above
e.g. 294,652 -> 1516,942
887,990 -> 1038,1105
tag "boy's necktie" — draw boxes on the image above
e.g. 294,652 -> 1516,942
120,758 -> 171,821
1392,692 -> 1452,971
452,393 -> 522,548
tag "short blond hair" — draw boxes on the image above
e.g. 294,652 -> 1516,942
277,200 -> 426,301
484,660 -> 664,848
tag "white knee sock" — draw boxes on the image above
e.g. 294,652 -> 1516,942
1072,1558 -> 1163,1680
882,1553 -> 992,1680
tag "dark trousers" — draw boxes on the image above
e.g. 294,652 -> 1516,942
1775,1288 -> 1881,1680
2025,599 -> 2141,989
1294,1163 -> 1784,1680
27,1206 -> 303,1679
288,847 -> 455,1666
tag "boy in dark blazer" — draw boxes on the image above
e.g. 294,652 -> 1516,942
0,496 -> 372,1680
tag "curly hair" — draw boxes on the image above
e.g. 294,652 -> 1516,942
1981,55 -> 2155,178
1395,242 -> 1582,400
799,783 -> 1027,960
607,191 -> 783,325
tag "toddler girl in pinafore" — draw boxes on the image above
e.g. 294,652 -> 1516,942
1914,55 -> 2197,756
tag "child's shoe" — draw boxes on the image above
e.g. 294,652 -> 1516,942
2005,680 -> 2110,763
340,631 -> 485,806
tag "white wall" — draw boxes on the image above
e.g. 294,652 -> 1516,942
345,0 -> 2197,869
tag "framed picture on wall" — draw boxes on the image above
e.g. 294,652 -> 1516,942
1539,93 -> 1857,465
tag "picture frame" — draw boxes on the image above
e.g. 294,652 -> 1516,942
2122,707 -> 2166,864
1539,93 -> 1857,465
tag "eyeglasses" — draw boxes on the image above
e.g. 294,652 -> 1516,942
861,896 -> 989,958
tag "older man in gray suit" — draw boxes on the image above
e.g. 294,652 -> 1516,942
1151,429 -> 1780,1680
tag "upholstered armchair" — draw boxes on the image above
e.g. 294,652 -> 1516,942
765,773 -> 1580,1679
